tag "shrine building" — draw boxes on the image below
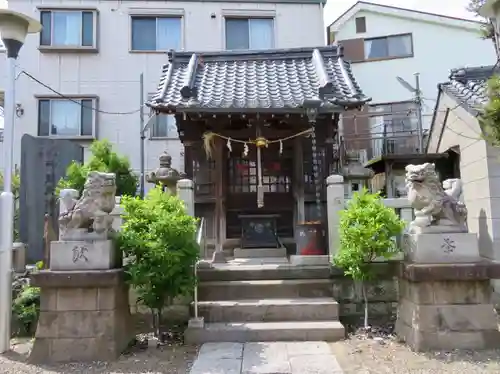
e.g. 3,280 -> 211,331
147,45 -> 370,254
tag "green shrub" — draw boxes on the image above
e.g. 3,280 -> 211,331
12,285 -> 40,337
117,187 -> 199,336
57,139 -> 138,197
333,189 -> 405,328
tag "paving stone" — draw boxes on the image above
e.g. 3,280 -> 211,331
286,342 -> 331,356
289,354 -> 343,374
190,357 -> 242,374
198,342 -> 244,359
242,342 -> 291,374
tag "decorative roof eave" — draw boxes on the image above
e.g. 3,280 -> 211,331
147,45 -> 371,114
148,97 -> 371,115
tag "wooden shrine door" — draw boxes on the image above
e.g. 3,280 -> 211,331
225,142 -> 294,240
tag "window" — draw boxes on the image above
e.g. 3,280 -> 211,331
151,114 -> 178,138
38,98 -> 96,137
40,10 -> 97,49
355,17 -> 366,33
225,18 -> 274,50
131,16 -> 181,51
364,34 -> 412,60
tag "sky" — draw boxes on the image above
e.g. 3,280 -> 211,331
323,0 -> 479,25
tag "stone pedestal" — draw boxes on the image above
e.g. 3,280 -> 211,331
30,269 -> 133,363
396,261 -> 500,351
50,239 -> 121,271
12,242 -> 26,273
403,232 -> 481,263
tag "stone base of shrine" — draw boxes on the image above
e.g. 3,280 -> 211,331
29,269 -> 133,363
396,261 -> 500,351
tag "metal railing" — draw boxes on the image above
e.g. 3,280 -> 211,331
193,217 -> 205,321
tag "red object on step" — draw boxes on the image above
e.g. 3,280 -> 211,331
236,163 -> 249,172
296,222 -> 326,255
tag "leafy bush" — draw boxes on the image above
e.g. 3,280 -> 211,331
117,187 -> 199,337
57,139 -> 138,196
12,285 -> 40,336
333,189 -> 405,328
0,168 -> 21,241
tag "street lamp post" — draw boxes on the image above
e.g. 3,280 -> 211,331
0,10 -> 41,353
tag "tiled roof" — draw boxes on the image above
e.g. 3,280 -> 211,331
148,46 -> 370,113
440,65 -> 497,115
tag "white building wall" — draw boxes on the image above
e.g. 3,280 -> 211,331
0,0 -> 325,188
335,11 -> 497,129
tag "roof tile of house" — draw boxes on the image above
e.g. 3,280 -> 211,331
147,46 -> 370,113
440,65 -> 496,115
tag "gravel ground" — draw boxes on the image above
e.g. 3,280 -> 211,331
330,336 -> 500,373
0,338 -> 198,374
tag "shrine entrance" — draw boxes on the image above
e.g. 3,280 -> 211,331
225,141 -> 294,245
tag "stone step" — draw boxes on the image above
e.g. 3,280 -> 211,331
195,297 -> 339,322
185,321 -> 345,344
233,247 -> 287,258
197,264 -> 331,281
198,279 -> 332,301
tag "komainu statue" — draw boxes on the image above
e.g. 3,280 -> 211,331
59,171 -> 117,238
405,163 -> 467,233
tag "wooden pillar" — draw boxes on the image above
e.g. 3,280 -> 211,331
214,138 -> 225,254
294,137 -> 305,224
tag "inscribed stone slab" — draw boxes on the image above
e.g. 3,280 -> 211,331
50,240 -> 116,270
403,232 -> 480,263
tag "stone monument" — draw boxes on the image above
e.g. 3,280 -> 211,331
396,162 -> 500,351
30,171 -> 133,363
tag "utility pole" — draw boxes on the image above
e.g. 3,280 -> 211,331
139,73 -> 145,198
414,73 -> 424,153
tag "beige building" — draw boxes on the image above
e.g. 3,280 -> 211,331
0,0 -> 327,182
427,65 -> 500,261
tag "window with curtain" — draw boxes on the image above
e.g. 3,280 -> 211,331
364,34 -> 412,60
40,10 -> 96,48
225,18 -> 274,50
131,16 -> 182,51
38,98 -> 95,137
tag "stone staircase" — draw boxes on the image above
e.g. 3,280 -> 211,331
184,259 -> 345,343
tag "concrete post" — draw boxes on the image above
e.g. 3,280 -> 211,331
326,175 -> 344,259
177,179 -> 194,216
110,196 -> 124,232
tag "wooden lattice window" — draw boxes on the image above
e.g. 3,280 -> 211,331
303,146 -> 328,195
228,157 -> 292,193
192,157 -> 215,196
185,145 -> 216,197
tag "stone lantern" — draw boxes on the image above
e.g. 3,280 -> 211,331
146,151 -> 185,194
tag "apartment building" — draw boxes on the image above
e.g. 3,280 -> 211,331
0,0 -> 326,180
327,1 -> 496,164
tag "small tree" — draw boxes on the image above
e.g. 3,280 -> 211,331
333,189 -> 405,329
57,139 -> 138,196
117,187 -> 199,338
